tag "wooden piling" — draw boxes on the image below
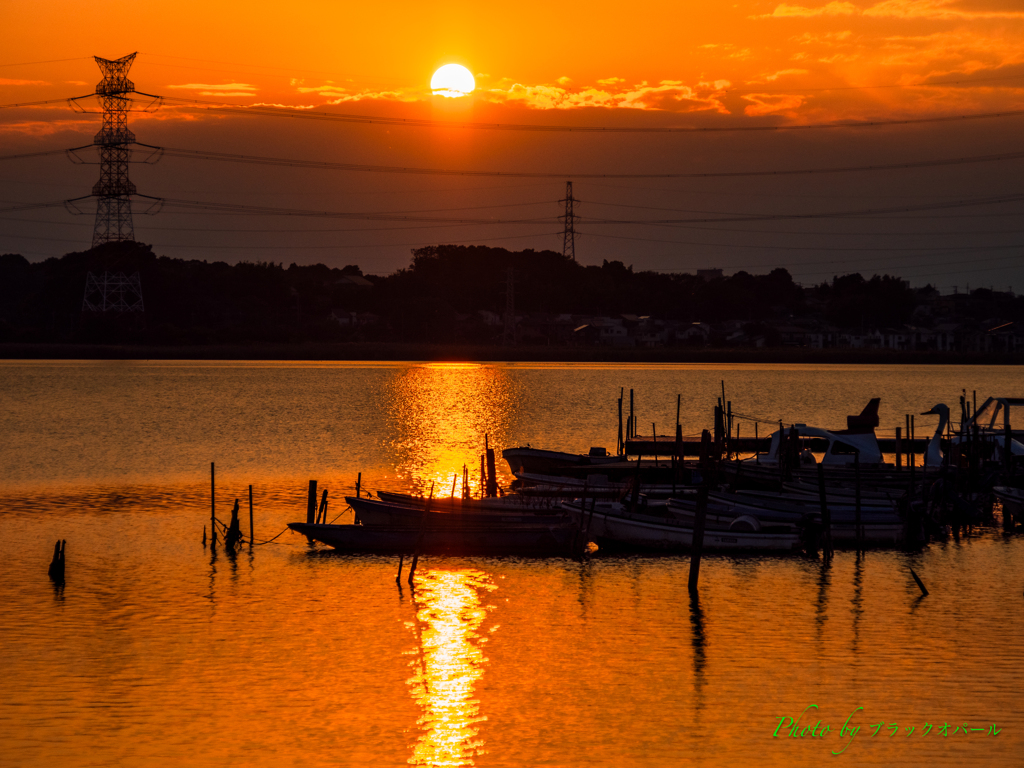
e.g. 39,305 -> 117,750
910,567 -> 929,596
817,464 -> 833,561
48,539 -> 65,581
486,448 -> 498,497
726,400 -> 732,460
618,391 -> 624,456
651,422 -> 658,471
210,462 -> 217,546
226,499 -> 242,548
356,472 -> 361,499
1004,409 -> 1012,477
248,484 -> 254,545
895,427 -> 902,470
408,482 -> 434,585
396,555 -> 404,584
202,525 -> 207,547
688,432 -> 711,593
306,480 -> 318,525
630,389 -> 635,438
913,415 -> 921,468
317,489 -> 329,525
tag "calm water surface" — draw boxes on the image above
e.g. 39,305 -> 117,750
1,361 -> 1022,766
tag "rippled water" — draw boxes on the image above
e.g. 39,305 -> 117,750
2,361 -> 1022,766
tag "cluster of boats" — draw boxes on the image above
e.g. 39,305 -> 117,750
288,396 -> 1024,557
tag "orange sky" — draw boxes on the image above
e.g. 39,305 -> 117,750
2,0 -> 1024,287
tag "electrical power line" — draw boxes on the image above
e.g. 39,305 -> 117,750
126,143 -> 1024,179
156,94 -> 1024,133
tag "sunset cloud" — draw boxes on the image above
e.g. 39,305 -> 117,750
164,83 -> 259,97
864,0 -> 1024,19
0,78 -> 49,86
766,2 -> 858,18
486,79 -> 730,112
765,0 -> 1024,19
742,93 -> 806,115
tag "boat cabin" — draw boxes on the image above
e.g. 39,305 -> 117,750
760,425 -> 883,466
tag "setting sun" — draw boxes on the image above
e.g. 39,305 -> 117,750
430,63 -> 475,98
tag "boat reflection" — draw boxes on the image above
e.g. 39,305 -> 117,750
407,569 -> 497,768
378,364 -> 522,496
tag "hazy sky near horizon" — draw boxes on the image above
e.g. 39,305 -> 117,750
2,0 -> 1024,290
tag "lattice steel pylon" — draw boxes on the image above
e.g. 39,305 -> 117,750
502,267 -> 516,346
91,53 -> 137,247
560,180 -> 577,261
82,272 -> 145,314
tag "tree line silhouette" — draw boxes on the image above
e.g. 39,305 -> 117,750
0,241 -> 1015,346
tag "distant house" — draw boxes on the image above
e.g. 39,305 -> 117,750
675,322 -> 710,346
335,275 -> 373,289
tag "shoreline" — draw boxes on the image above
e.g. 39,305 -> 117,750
2,342 -> 1023,364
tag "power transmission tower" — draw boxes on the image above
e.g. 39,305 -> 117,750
560,180 -> 577,261
91,53 -> 138,246
502,267 -> 516,346
82,271 -> 145,313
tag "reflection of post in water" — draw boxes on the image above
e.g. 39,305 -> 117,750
688,591 -> 707,713
406,569 -> 497,768
815,559 -> 832,640
851,550 -> 864,654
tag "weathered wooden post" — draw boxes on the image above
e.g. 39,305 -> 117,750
226,499 -> 242,548
355,472 -> 361,499
210,462 -> 218,546
248,484 -> 254,546
913,415 -> 921,468
817,464 -> 833,561
676,393 -> 681,431
910,567 -> 929,596
408,482 -> 435,585
317,489 -> 329,524
306,480 -> 318,525
726,400 -> 732,460
630,388 -> 635,438
618,391 -> 624,456
688,431 -> 711,593
48,540 -> 65,581
486,447 -> 498,498
674,422 -> 683,494
1004,404 -> 1012,477
895,426 -> 902,470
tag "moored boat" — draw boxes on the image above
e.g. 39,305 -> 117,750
288,521 -> 576,556
563,500 -> 802,552
348,495 -> 566,527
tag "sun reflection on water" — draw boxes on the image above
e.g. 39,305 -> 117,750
378,364 -> 522,496
406,569 -> 498,767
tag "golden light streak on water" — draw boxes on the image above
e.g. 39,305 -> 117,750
406,570 -> 498,767
379,364 -> 522,497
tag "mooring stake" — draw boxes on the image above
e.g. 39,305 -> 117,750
910,567 -> 929,596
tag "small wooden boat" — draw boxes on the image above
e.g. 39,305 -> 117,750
563,500 -> 802,552
993,486 -> 1024,517
348,495 -> 566,527
287,521 -> 576,556
375,490 -> 560,511
502,446 -> 618,475
514,471 -> 698,499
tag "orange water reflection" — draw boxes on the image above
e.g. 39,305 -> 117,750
379,364 -> 522,496
406,569 -> 498,767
